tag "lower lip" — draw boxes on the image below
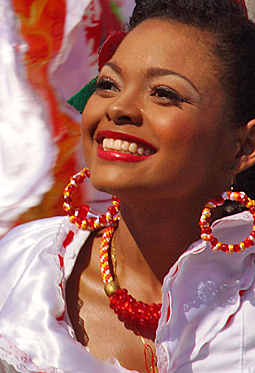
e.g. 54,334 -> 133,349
97,146 -> 150,162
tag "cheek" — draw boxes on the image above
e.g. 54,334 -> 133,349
81,98 -> 102,164
150,108 -> 212,152
81,97 -> 101,137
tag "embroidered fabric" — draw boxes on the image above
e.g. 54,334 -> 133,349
0,213 -> 255,372
156,211 -> 255,372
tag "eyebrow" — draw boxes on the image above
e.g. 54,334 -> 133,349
103,62 -> 201,98
103,62 -> 122,75
145,68 -> 200,96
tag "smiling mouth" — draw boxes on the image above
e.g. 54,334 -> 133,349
101,138 -> 155,156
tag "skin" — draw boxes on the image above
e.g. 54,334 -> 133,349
66,19 -> 255,372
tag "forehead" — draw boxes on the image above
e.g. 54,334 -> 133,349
108,19 -> 221,96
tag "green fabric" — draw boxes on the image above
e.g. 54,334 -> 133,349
66,77 -> 98,114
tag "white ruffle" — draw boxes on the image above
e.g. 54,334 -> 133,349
1,213 -> 255,372
0,217 -> 135,373
156,211 -> 255,372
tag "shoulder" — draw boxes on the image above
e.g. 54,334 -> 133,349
157,211 -> 255,372
0,216 -> 90,309
0,217 -> 67,276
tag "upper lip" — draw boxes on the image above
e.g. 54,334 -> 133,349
96,130 -> 157,152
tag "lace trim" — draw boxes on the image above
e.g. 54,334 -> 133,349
0,218 -> 77,373
0,334 -> 64,373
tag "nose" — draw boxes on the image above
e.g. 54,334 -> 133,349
105,91 -> 143,127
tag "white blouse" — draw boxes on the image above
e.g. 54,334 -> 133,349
0,211 -> 255,372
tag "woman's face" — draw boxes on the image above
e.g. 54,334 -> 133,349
81,19 -> 241,201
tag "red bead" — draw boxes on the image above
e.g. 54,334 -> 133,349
76,217 -> 83,225
114,307 -> 121,315
244,238 -> 251,248
67,208 -> 75,216
250,207 -> 255,214
99,215 -> 107,224
64,196 -> 72,204
67,184 -> 76,192
201,227 -> 212,235
148,315 -> 157,325
115,299 -> 123,309
85,169 -> 90,177
221,244 -> 229,252
240,196 -> 249,205
87,218 -> 95,227
210,237 -> 218,247
233,244 -> 240,252
138,318 -> 147,327
108,206 -> 117,216
251,231 -> 255,238
247,237 -> 255,246
121,310 -> 129,320
148,305 -> 156,314
112,196 -> 120,202
129,311 -> 137,320
238,244 -> 244,251
75,174 -> 85,183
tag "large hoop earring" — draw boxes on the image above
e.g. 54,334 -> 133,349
200,191 -> 255,254
63,168 -> 120,230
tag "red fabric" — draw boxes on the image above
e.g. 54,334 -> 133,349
98,31 -> 126,71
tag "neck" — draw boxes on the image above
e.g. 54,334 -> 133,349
114,195 -> 206,285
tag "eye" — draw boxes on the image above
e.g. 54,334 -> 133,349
96,77 -> 119,95
150,85 -> 190,107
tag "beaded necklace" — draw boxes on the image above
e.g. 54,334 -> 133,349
100,223 -> 160,373
63,168 -> 161,371
100,224 -> 162,335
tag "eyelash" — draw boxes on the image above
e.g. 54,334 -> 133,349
150,85 -> 190,107
96,78 -> 190,107
96,77 -> 119,92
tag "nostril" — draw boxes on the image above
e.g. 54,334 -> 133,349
106,112 -> 134,125
117,115 -> 133,124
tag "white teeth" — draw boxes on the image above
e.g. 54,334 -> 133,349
102,138 -> 108,149
108,138 -> 114,148
129,143 -> 138,154
113,139 -> 122,150
137,147 -> 144,155
121,141 -> 129,151
102,137 -> 153,156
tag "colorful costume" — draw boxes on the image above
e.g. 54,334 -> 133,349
0,211 -> 255,372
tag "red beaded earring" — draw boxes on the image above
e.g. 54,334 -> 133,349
200,190 -> 255,254
63,168 -> 120,230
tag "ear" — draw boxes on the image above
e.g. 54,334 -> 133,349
234,119 -> 255,174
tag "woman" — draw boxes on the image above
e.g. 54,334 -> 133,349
1,0 -> 255,372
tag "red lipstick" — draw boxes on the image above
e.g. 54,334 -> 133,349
97,146 -> 149,162
96,130 -> 157,151
96,130 -> 157,162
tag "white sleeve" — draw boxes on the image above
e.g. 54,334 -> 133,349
0,217 -> 66,310
0,218 -> 136,373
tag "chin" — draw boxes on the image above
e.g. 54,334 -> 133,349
89,168 -> 122,196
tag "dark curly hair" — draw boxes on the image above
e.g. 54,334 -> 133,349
129,0 -> 255,201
